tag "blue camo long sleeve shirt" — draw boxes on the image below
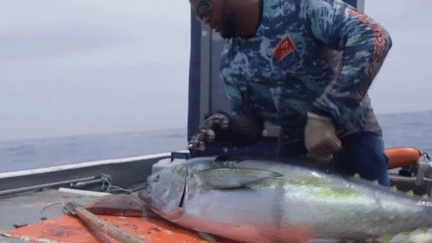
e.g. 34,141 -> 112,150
220,0 -> 392,143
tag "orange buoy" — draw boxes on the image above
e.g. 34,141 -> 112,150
385,147 -> 421,169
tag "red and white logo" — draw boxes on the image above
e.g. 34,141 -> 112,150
273,35 -> 301,71
273,35 -> 297,62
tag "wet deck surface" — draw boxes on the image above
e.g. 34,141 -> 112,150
0,189 -> 99,242
0,190 -> 237,243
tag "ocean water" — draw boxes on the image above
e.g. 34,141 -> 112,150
1,110 -> 431,173
0,128 -> 188,173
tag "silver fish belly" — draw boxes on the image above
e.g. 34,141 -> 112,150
142,157 -> 432,243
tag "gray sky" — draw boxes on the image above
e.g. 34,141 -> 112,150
366,0 -> 432,114
0,0 -> 431,141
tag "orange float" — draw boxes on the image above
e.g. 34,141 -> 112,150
385,147 -> 421,169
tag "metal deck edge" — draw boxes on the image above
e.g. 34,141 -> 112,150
0,152 -> 171,179
0,153 -> 172,192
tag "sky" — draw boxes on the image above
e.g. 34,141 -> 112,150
0,0 -> 431,141
365,0 -> 432,115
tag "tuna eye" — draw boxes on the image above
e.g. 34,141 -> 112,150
153,175 -> 160,183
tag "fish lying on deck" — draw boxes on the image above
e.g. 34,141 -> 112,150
138,155 -> 432,243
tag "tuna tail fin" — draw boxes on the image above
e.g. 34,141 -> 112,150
195,167 -> 282,189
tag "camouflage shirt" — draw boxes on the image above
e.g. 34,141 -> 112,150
220,0 -> 392,143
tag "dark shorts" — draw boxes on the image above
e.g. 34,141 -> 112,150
333,132 -> 390,186
277,132 -> 390,186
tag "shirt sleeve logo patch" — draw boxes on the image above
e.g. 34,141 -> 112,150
273,35 -> 301,71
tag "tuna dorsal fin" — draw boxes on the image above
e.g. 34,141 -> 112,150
195,167 -> 282,189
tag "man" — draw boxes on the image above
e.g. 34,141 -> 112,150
188,0 -> 392,186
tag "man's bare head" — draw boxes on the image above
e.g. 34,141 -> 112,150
188,0 -> 261,39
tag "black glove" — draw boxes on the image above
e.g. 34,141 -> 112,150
188,112 -> 231,152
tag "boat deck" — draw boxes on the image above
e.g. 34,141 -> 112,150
0,189 -> 240,243
0,189 -> 101,242
0,153 -> 431,243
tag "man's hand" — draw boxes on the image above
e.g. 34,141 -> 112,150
304,112 -> 342,164
188,112 -> 231,152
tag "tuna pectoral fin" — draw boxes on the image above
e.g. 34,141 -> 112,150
85,194 -> 156,217
195,168 -> 282,189
198,232 -> 223,242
